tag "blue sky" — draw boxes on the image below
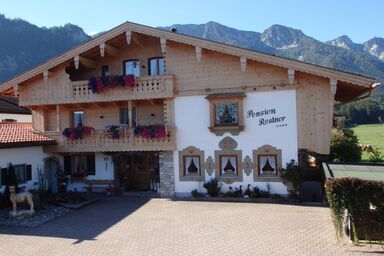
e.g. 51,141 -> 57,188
1,0 -> 382,43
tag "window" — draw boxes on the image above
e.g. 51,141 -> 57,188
102,65 -> 110,78
184,156 -> 200,175
220,155 -> 238,176
148,57 -> 164,76
123,59 -> 141,77
253,145 -> 282,181
64,154 -> 96,177
120,107 -> 136,127
72,111 -> 84,128
258,155 -> 277,176
214,137 -> 243,183
178,146 -> 205,181
1,165 -> 32,185
206,93 -> 245,136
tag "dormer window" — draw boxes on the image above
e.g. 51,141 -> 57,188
206,93 -> 245,136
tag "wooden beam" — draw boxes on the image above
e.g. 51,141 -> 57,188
288,69 -> 295,85
126,31 -> 132,45
330,79 -> 338,97
195,47 -> 202,62
12,84 -> 19,97
99,43 -> 106,57
160,38 -> 166,54
56,105 -> 61,132
43,70 -> 52,81
128,101 -> 133,128
74,55 -> 80,70
240,57 -> 247,72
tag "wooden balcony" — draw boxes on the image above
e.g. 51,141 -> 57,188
42,128 -> 176,153
19,75 -> 175,106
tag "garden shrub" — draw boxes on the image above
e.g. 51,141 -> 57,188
330,128 -> 361,162
281,160 -> 303,199
369,147 -> 384,163
325,177 -> 384,242
191,189 -> 204,198
203,178 -> 221,197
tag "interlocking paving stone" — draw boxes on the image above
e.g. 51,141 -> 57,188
0,197 -> 382,255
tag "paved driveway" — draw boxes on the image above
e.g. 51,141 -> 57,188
0,197 -> 382,255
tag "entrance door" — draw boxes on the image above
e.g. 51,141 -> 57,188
126,153 -> 150,191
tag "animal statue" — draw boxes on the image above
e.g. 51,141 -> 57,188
244,184 -> 251,197
9,186 -> 34,216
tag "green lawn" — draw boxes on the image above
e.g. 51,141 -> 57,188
352,124 -> 384,162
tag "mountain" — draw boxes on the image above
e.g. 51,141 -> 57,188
326,35 -> 361,51
0,14 -> 90,83
363,37 -> 384,61
327,35 -> 384,62
161,22 -> 384,82
160,21 -> 275,54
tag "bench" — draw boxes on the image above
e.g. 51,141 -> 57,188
83,178 -> 113,192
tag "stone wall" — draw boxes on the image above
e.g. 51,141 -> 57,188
159,151 -> 175,198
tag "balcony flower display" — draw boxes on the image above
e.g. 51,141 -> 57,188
88,75 -> 135,94
62,126 -> 95,141
134,124 -> 167,139
103,124 -> 129,139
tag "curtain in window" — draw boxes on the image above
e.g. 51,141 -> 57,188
185,156 -> 200,174
259,155 -> 276,175
221,156 -> 237,174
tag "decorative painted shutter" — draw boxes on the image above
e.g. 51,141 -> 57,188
1,168 -> 7,186
87,155 -> 96,175
26,165 -> 32,181
64,156 -> 72,175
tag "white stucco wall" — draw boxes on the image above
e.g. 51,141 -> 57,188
0,146 -> 49,193
174,90 -> 298,196
65,153 -> 114,191
0,113 -> 32,122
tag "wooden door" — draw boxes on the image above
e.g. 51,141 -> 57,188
126,153 -> 150,190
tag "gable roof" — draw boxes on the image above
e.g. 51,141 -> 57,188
0,96 -> 31,114
0,122 -> 55,148
0,21 -> 378,95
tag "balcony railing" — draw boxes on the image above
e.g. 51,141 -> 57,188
42,128 -> 176,153
19,75 -> 175,106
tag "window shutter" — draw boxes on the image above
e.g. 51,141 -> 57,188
87,155 -> 96,175
64,156 -> 72,175
26,165 -> 32,181
1,168 -> 8,186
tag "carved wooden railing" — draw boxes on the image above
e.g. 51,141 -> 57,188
71,74 -> 174,103
42,128 -> 176,153
19,74 -> 174,106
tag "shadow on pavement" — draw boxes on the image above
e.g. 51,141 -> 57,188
0,196 -> 150,244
